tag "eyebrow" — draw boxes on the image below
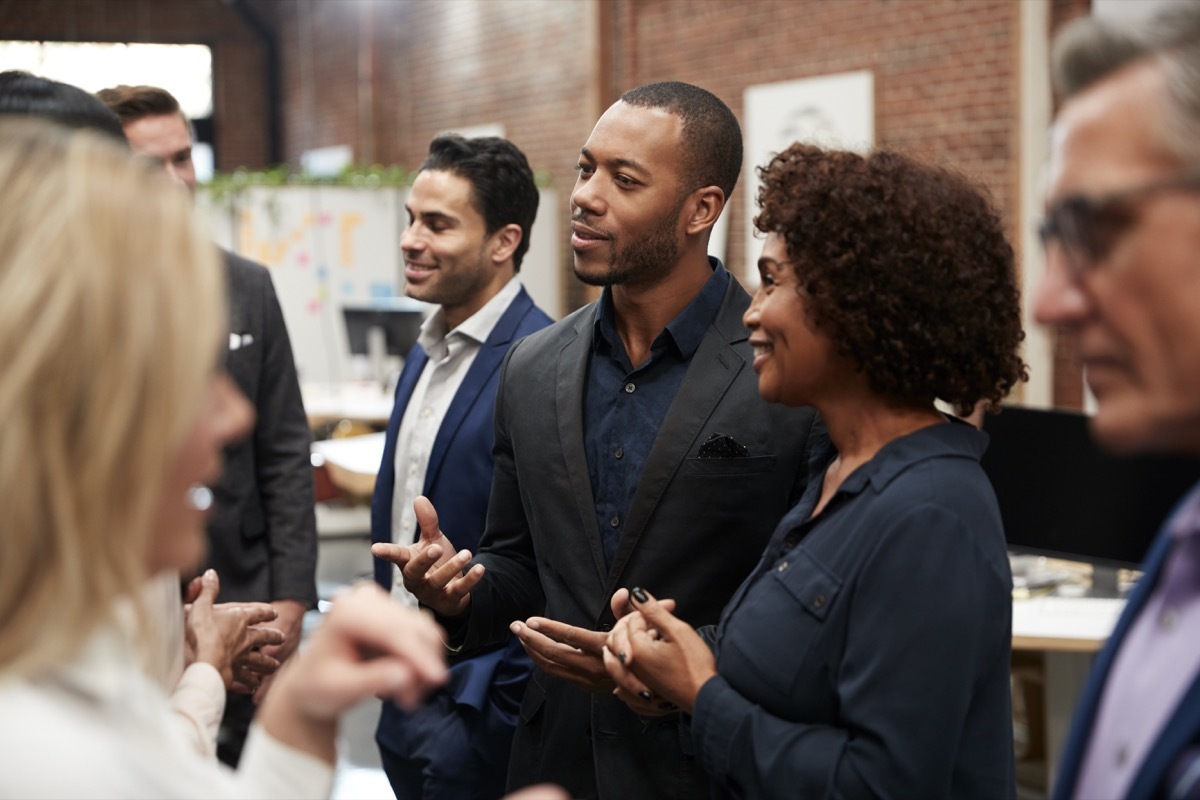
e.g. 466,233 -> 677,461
579,146 -> 648,177
405,206 -> 458,226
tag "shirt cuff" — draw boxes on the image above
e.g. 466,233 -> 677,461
239,724 -> 335,799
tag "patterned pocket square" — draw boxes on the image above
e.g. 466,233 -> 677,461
697,432 -> 749,459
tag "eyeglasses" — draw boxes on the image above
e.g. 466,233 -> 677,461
1038,171 -> 1200,276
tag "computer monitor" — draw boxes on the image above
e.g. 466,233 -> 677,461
342,298 -> 427,358
980,404 -> 1200,593
342,298 -> 428,388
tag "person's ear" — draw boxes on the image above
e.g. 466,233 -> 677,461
489,223 -> 523,265
684,186 -> 726,236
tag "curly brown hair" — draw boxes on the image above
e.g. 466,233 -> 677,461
755,143 -> 1028,416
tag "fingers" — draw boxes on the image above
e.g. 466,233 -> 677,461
412,496 -> 443,546
502,784 -> 571,800
524,617 -> 608,656
183,575 -> 204,605
626,587 -> 682,638
371,541 -> 416,568
511,619 -> 613,693
191,568 -> 220,610
322,583 -> 448,685
219,601 -> 278,627
235,647 -> 282,675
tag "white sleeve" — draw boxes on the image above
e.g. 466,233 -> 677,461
169,662 -> 227,759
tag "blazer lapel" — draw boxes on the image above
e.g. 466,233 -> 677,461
557,307 -> 609,587
1053,526 -> 1174,799
605,279 -> 751,588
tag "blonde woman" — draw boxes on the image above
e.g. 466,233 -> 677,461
0,118 -> 451,798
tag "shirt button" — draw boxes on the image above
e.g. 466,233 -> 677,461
777,561 -> 788,573
614,447 -> 624,459
624,382 -> 636,394
610,516 -> 620,528
1161,609 -> 1178,630
420,406 -> 433,418
1115,744 -> 1128,765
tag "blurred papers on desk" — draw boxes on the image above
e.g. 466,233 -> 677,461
303,381 -> 394,428
311,432 -> 386,499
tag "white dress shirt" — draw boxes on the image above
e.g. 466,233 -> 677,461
390,278 -> 523,606
0,622 -> 332,799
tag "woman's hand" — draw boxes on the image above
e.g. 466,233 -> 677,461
257,582 -> 448,764
603,588 -> 716,715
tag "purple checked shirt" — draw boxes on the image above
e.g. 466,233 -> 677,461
1075,485 -> 1200,800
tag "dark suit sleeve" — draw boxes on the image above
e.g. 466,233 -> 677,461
252,270 -> 318,606
690,504 -> 1011,799
453,339 -> 545,650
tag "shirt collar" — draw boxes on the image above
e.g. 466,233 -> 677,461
591,257 -> 729,359
813,415 -> 990,500
1168,482 -> 1200,541
417,277 -> 522,355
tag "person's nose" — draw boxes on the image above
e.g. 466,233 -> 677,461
400,223 -> 425,257
743,287 -> 764,331
1033,247 -> 1091,329
571,174 -> 604,218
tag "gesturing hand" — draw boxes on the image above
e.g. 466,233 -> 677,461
370,496 -> 485,618
184,569 -> 285,691
603,588 -> 715,715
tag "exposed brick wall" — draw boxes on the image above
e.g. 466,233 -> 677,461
609,0 -> 1020,296
1048,0 -> 1093,410
3,0 -> 1096,395
0,0 -> 272,171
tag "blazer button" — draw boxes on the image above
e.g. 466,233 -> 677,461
776,561 -> 788,573
812,593 -> 826,609
599,623 -> 612,632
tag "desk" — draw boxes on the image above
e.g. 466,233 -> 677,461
311,432 -> 387,498
1011,595 -> 1125,794
303,381 -> 394,428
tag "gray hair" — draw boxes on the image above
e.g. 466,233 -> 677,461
1052,2 -> 1200,167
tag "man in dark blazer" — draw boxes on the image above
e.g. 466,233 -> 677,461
375,82 -> 817,800
1033,6 -> 1200,799
98,84 -> 317,767
370,135 -> 553,800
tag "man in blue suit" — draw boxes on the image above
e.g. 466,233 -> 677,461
1034,5 -> 1200,799
370,134 -> 553,800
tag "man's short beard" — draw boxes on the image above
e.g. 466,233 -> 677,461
573,200 -> 684,287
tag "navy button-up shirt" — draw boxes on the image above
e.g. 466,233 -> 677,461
584,258 -> 730,569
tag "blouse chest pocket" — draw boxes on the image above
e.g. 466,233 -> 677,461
718,548 -> 844,706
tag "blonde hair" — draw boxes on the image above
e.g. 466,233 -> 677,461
0,119 -> 225,676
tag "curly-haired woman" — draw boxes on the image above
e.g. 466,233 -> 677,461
604,143 -> 1028,799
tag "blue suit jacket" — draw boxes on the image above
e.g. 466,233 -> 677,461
371,284 -> 552,717
1054,483 -> 1200,800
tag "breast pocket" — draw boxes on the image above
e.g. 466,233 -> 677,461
718,548 -> 843,704
680,455 -> 776,477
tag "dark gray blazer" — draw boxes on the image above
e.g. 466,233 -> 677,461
452,274 -> 819,800
204,251 -> 317,607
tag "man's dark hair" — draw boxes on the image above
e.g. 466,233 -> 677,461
94,84 -> 182,124
620,81 -> 743,201
0,71 -> 126,143
420,134 -> 540,271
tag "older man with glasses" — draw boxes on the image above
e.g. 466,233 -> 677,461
1034,4 -> 1200,800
